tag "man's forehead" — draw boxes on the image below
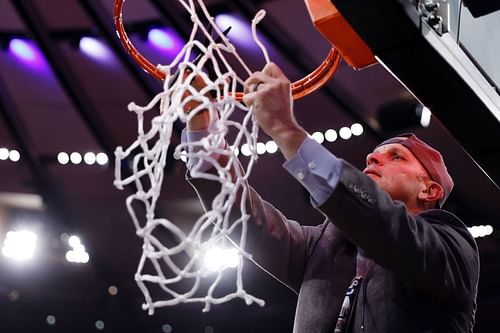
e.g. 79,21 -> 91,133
372,140 -> 411,154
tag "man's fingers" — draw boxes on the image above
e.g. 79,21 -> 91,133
262,62 -> 285,78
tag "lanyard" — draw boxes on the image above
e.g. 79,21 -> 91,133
334,253 -> 370,333
334,275 -> 364,333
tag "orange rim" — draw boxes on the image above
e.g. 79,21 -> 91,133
114,0 -> 341,100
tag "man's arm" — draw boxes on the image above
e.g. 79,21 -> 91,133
243,62 -> 478,302
319,161 -> 479,302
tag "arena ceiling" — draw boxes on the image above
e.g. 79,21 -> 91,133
0,0 -> 499,332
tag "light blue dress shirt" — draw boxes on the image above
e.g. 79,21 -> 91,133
182,129 -> 343,207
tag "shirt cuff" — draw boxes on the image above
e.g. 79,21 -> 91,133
283,137 -> 343,207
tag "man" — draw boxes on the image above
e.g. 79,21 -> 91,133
185,63 -> 479,332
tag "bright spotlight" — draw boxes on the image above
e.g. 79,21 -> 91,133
8,150 -> 20,162
468,225 -> 494,238
324,129 -> 337,142
148,29 -> 174,49
57,152 -> 70,165
68,235 -> 81,247
420,107 -> 432,127
203,247 -> 240,272
0,148 -> 9,160
350,123 -> 364,136
215,14 -> 253,47
84,152 -> 96,165
339,127 -> 352,140
66,235 -> 90,264
96,153 -> 109,165
2,230 -> 37,260
70,152 -> 82,165
9,38 -> 35,61
240,144 -> 252,157
311,131 -> 324,144
8,39 -> 46,69
79,37 -> 113,63
265,141 -> 278,154
256,142 -> 266,155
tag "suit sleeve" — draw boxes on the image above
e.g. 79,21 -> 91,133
186,159 -> 323,293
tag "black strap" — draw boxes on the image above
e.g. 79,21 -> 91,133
333,253 -> 370,333
334,275 -> 363,333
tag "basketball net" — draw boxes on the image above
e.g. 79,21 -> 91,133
114,0 -> 270,314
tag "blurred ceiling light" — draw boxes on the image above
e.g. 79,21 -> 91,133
265,141 -> 278,154
0,148 -> 9,160
84,152 -> 96,165
311,131 -> 325,144
339,127 -> 352,140
79,37 -> 113,63
9,38 -> 35,61
420,106 -> 432,127
57,152 -> 70,165
325,129 -> 338,142
240,143 -> 252,157
0,192 -> 44,210
468,225 -> 494,238
2,230 -> 37,260
9,38 -> 45,69
9,150 -> 20,162
68,235 -> 81,248
256,142 -> 266,155
148,28 -> 174,49
70,152 -> 82,165
95,152 -> 109,165
147,28 -> 183,55
351,123 -> 364,136
215,14 -> 254,47
66,235 -> 90,264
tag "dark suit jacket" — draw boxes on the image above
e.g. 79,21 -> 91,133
189,160 -> 479,333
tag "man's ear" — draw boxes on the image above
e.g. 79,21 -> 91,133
418,181 -> 443,205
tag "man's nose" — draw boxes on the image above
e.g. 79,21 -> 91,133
366,152 -> 382,165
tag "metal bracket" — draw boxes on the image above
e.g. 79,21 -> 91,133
417,0 -> 450,35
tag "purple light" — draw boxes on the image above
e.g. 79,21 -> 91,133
148,29 -> 173,49
8,38 -> 46,69
9,39 -> 36,61
147,28 -> 183,55
79,37 -> 113,63
215,14 -> 254,47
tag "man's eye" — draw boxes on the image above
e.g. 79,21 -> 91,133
392,154 -> 403,160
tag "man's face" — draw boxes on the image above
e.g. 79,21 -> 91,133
363,142 -> 430,205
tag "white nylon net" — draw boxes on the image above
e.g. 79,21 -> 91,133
114,0 -> 270,314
